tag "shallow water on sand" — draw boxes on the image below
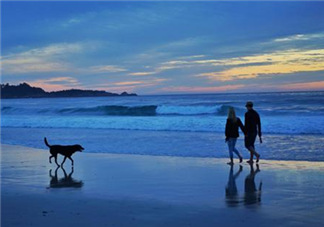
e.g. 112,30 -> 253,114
2,127 -> 324,161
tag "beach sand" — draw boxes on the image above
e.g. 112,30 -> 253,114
1,144 -> 324,227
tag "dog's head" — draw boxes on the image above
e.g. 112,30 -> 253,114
75,145 -> 84,152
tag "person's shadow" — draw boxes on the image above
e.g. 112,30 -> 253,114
225,165 -> 243,207
244,163 -> 262,206
49,166 -> 84,188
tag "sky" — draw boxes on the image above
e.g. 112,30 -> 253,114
1,1 -> 324,94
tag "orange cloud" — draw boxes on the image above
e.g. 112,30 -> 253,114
160,84 -> 244,93
279,81 -> 324,91
2,43 -> 82,74
89,65 -> 127,73
93,78 -> 168,93
198,49 -> 324,81
28,77 -> 81,92
113,81 -> 145,86
128,72 -> 157,76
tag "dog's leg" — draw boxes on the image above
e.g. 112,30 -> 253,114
61,156 -> 67,167
69,166 -> 74,177
49,155 -> 53,164
62,166 -> 68,178
54,155 -> 60,167
68,156 -> 74,166
55,166 -> 60,173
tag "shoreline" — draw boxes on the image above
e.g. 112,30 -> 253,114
2,143 -> 324,166
2,144 -> 324,227
2,127 -> 324,162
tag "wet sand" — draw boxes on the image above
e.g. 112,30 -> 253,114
1,144 -> 324,227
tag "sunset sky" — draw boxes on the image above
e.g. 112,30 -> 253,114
2,1 -> 324,94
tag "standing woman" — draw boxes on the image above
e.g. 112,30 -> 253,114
225,107 -> 245,165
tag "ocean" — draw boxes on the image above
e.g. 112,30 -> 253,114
1,91 -> 324,161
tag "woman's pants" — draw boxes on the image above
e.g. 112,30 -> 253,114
227,138 -> 242,159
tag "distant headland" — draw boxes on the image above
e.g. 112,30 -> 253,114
1,83 -> 137,99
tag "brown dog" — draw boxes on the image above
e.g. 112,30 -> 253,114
44,137 -> 84,167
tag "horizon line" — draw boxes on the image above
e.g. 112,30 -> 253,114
2,82 -> 323,97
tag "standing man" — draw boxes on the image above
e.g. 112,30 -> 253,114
244,101 -> 262,163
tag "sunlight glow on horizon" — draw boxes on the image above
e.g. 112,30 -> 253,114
197,49 -> 324,81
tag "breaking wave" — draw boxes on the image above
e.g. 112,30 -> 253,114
2,104 -> 236,116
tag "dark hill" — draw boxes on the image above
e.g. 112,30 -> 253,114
1,83 -> 137,99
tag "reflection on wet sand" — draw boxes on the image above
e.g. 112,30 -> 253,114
244,164 -> 262,206
225,164 -> 262,207
49,166 -> 84,188
226,165 -> 243,207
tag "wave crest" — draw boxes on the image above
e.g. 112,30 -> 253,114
58,104 -> 235,116
59,105 -> 158,116
2,104 -> 239,116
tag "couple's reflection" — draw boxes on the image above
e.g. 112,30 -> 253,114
49,166 -> 84,188
225,165 -> 243,207
225,164 -> 262,207
244,164 -> 262,205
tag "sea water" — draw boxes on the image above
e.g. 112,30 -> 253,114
1,91 -> 324,161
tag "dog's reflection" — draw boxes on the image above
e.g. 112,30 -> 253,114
49,166 -> 84,188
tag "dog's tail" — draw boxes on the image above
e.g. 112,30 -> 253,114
44,137 -> 51,147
